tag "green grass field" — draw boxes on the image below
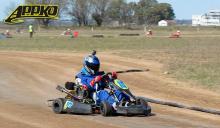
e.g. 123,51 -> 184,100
1,28 -> 220,90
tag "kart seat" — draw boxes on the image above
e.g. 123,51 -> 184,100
65,81 -> 75,90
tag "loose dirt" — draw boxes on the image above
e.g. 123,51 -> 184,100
0,51 -> 219,128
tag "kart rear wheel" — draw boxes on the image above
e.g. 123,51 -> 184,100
52,98 -> 65,114
100,101 -> 112,116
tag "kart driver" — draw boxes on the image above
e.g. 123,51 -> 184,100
75,51 -> 129,110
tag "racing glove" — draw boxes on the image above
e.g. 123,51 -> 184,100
90,75 -> 102,87
112,72 -> 117,79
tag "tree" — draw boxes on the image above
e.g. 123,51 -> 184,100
106,0 -> 123,21
25,0 -> 67,27
67,0 -> 91,26
106,0 -> 136,25
91,0 -> 110,26
135,0 -> 158,24
126,2 -> 137,23
146,3 -> 175,25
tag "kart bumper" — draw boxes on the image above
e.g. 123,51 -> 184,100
116,105 -> 151,116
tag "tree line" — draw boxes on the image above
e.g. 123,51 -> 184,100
25,0 -> 175,27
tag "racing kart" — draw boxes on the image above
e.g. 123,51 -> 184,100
49,73 -> 151,116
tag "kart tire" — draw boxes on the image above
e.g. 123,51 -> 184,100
52,98 -> 65,114
100,101 -> 112,116
136,98 -> 151,116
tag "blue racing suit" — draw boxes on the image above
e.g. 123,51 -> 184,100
75,68 -> 129,106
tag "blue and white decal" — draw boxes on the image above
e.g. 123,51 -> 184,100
64,100 -> 74,109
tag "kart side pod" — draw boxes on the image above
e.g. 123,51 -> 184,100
52,98 -> 92,114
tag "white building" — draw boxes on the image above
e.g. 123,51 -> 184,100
192,10 -> 220,26
158,20 -> 168,26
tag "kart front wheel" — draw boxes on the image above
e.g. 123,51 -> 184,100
100,101 -> 112,116
136,98 -> 151,116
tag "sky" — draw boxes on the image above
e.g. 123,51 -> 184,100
157,0 -> 220,19
0,0 -> 24,21
0,0 -> 220,21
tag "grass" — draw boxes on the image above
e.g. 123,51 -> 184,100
0,36 -> 189,51
1,29 -> 220,90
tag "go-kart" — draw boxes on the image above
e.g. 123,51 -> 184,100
48,72 -> 151,117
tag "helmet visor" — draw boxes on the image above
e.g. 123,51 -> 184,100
85,61 -> 100,74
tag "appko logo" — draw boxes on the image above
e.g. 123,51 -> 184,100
5,5 -> 59,24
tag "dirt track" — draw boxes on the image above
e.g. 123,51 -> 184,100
0,51 -> 220,128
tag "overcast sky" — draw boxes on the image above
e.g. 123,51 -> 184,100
0,0 -> 220,21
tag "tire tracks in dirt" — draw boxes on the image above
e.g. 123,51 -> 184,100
0,51 -> 220,128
